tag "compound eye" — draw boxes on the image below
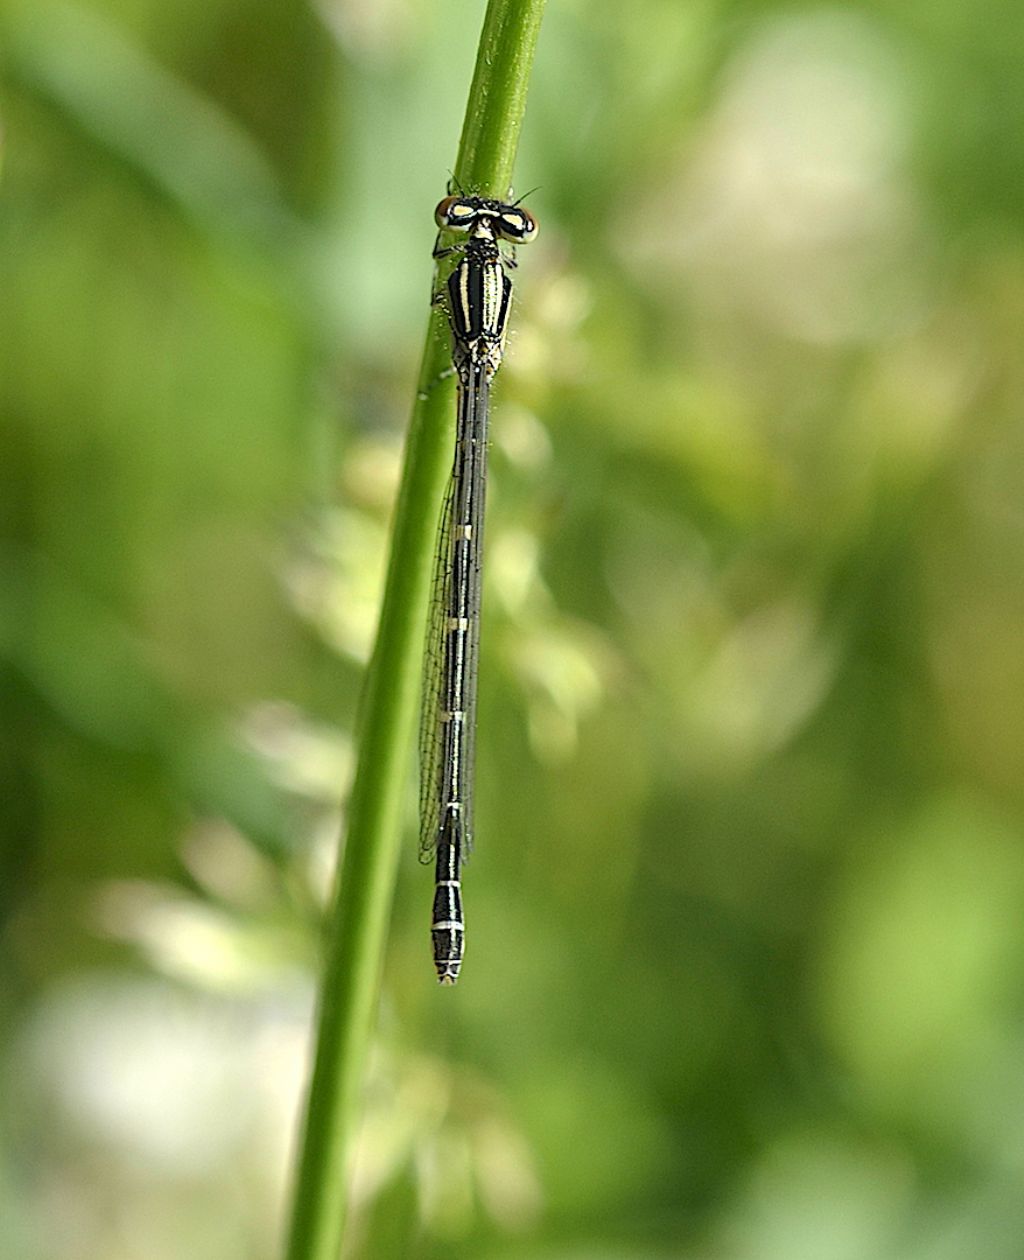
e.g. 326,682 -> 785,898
435,196 -> 477,231
497,207 -> 538,243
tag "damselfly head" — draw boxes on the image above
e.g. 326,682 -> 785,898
434,195 -> 538,244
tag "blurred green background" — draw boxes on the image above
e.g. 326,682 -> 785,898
3,0 -> 1024,1257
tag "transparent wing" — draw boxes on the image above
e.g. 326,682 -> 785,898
418,475 -> 454,863
458,367 -> 489,859
418,365 -> 489,865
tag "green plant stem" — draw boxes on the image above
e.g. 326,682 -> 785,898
283,3 -> 546,1258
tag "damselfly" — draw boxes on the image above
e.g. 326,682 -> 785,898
420,192 -> 538,984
